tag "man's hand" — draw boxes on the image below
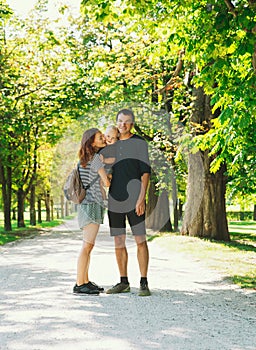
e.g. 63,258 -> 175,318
135,199 -> 146,216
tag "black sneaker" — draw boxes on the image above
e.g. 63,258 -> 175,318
73,283 -> 99,295
106,282 -> 130,294
139,282 -> 151,296
87,281 -> 104,292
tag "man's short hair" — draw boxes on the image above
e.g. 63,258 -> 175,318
116,109 -> 135,123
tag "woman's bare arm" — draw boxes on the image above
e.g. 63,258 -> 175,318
98,167 -> 111,187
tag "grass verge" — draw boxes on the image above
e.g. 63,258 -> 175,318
150,221 -> 256,290
0,215 -> 76,245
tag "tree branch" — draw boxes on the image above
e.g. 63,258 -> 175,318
224,0 -> 238,17
248,0 -> 256,6
154,49 -> 184,94
14,85 -> 46,100
253,44 -> 256,71
134,124 -> 176,157
134,124 -> 153,142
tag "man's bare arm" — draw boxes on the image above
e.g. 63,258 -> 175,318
136,173 -> 150,216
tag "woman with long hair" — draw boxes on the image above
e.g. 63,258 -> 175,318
73,128 -> 110,295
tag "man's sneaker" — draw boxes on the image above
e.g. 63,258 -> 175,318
88,281 -> 104,292
106,282 -> 130,294
139,283 -> 151,296
73,283 -> 99,295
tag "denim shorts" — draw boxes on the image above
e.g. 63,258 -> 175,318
78,203 -> 105,229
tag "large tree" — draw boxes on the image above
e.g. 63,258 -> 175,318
0,3 -> 80,230
79,0 -> 256,241
76,3 -> 184,231
174,1 -> 256,240
0,1 -> 15,231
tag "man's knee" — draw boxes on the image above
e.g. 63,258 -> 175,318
114,235 -> 126,249
134,235 -> 147,246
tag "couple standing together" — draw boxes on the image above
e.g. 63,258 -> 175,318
73,109 -> 151,296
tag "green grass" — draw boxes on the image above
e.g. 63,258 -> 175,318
152,221 -> 256,290
0,214 -> 76,246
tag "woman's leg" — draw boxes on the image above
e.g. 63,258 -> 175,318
76,223 -> 99,286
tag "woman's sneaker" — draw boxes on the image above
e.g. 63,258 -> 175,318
106,282 -> 130,294
87,281 -> 104,292
138,282 -> 151,296
73,283 -> 99,295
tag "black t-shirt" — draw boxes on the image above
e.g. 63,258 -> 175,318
109,134 -> 151,203
100,143 -> 116,159
99,143 -> 116,172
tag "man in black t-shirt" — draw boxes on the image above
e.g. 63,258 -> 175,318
106,109 -> 151,296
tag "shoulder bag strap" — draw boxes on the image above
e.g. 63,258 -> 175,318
77,163 -> 99,190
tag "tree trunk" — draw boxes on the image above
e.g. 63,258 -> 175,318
45,191 -> 51,221
17,194 -> 25,228
181,86 -> 229,241
61,195 -> 64,218
159,190 -> 173,232
56,207 -> 60,219
146,180 -> 172,232
65,200 -> 69,217
12,207 -> 16,220
173,201 -> 179,232
17,188 -> 26,228
254,204 -> 256,221
146,180 -> 158,229
50,198 -> 54,221
181,152 -> 229,240
0,163 -> 12,231
178,200 -> 183,220
37,198 -> 42,223
171,168 -> 179,231
29,184 -> 36,226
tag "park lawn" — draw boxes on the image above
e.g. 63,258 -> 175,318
153,221 -> 256,290
0,220 -> 64,245
0,214 -> 76,245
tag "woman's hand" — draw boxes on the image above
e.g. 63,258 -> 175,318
99,154 -> 104,162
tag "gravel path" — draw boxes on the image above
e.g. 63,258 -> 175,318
0,218 -> 255,350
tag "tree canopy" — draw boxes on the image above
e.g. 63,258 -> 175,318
1,0 -> 255,233
79,0 -> 256,187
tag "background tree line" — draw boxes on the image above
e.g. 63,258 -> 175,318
0,0 -> 255,240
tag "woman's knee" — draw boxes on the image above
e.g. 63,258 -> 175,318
81,241 -> 94,254
82,223 -> 99,245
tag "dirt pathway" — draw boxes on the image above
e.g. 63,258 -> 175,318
0,218 -> 255,350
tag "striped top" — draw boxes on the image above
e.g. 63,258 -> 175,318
78,153 -> 104,204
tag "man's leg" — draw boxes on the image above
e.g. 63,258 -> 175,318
134,235 -> 149,278
114,234 -> 128,277
106,211 -> 130,294
129,209 -> 151,296
134,235 -> 151,296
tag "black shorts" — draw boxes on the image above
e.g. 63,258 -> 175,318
108,209 -> 146,236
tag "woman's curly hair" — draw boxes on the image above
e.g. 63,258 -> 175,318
78,128 -> 99,167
